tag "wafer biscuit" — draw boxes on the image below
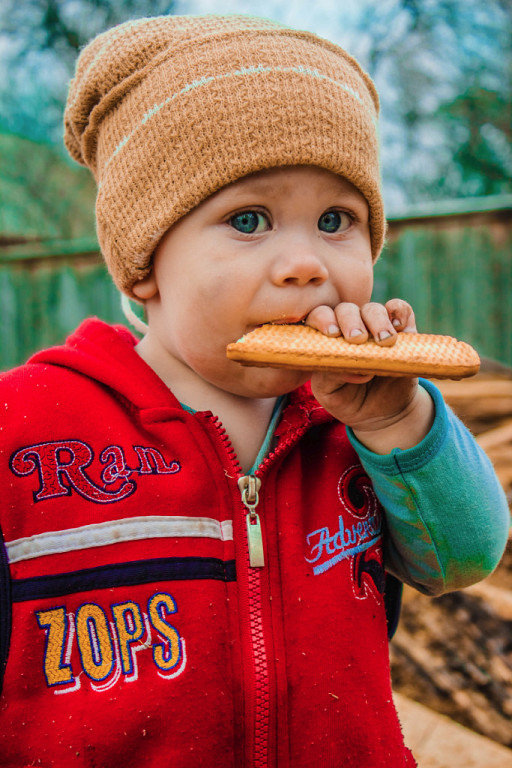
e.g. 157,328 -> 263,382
226,324 -> 480,379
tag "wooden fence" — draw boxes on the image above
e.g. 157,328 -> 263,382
0,195 -> 511,371
376,195 -> 512,368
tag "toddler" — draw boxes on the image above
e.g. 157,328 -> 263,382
0,14 -> 509,768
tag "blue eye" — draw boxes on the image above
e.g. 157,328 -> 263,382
230,211 -> 268,234
318,210 -> 351,233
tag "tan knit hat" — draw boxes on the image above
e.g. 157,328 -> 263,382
64,14 -> 385,297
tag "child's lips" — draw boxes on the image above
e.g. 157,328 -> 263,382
271,317 -> 305,325
248,315 -> 308,332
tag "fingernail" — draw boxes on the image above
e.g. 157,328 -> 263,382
350,328 -> 365,338
327,324 -> 339,336
378,330 -> 392,341
392,318 -> 401,328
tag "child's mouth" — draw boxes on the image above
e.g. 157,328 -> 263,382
244,315 -> 308,335
269,317 -> 306,325
257,315 -> 308,328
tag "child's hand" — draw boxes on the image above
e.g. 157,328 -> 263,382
305,299 -> 435,454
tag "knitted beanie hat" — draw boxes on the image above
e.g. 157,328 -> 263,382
64,14 -> 385,297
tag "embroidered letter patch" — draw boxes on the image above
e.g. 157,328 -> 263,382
35,591 -> 186,695
305,465 -> 383,576
10,441 -> 181,504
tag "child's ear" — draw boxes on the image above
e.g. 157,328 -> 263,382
132,272 -> 158,300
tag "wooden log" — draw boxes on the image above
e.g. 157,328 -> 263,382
484,445 -> 512,462
448,398 -> 512,420
438,380 -> 512,400
391,633 -> 512,745
493,466 -> 512,489
393,693 -> 512,768
477,419 -> 512,451
464,582 -> 512,620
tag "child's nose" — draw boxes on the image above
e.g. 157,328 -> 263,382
270,248 -> 329,287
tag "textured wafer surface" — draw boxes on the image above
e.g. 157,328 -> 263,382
226,324 -> 480,379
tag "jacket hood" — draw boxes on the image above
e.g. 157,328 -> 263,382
28,318 -> 182,413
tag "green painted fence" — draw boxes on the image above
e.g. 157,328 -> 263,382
373,222 -> 512,368
0,245 -> 125,371
1,196 -> 511,371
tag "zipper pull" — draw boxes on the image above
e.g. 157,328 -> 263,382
238,475 -> 264,568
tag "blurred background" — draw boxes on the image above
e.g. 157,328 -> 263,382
0,2 -> 511,765
0,0 -> 511,369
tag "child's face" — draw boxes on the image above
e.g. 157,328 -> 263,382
133,165 -> 373,398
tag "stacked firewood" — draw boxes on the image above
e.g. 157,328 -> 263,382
391,578 -> 512,747
439,368 -> 512,505
390,363 -> 512,748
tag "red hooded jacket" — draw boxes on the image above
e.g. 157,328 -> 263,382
0,319 -> 414,767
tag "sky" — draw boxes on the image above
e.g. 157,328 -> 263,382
174,0 -> 365,50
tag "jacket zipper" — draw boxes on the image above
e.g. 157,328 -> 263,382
207,412 -> 311,768
238,473 -> 269,767
238,475 -> 264,567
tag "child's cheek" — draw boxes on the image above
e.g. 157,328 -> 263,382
196,277 -> 245,317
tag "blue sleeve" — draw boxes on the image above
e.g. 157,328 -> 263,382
346,379 -> 510,595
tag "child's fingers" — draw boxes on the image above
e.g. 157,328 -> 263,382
305,301 -> 414,346
312,370 -> 374,393
306,303 -> 369,343
304,305 -> 341,336
360,302 -> 397,346
385,298 -> 417,333
333,303 -> 369,343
